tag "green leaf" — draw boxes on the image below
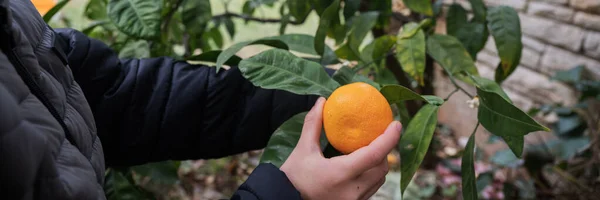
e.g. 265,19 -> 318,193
381,85 -> 445,106
426,34 -> 479,83
311,0 -> 334,15
400,104 -> 439,194
335,44 -> 360,60
477,88 -> 550,157
446,4 -> 467,37
130,161 -> 180,185
104,169 -> 154,200
551,65 -> 585,83
471,76 -> 512,103
343,0 -> 361,19
288,0 -> 312,22
215,39 -> 289,71
487,6 -> 523,83
332,66 -> 380,89
395,102 -> 412,128
314,0 -> 340,56
403,0 -> 433,16
372,35 -> 396,63
81,21 -> 109,35
422,95 -> 444,106
398,19 -> 432,39
224,18 -> 236,39
118,41 -> 150,59
187,50 -> 242,66
468,0 -> 487,22
397,23 -> 426,86
108,0 -> 161,39
462,132 -> 478,200
260,112 -> 329,167
239,49 -> 340,97
347,12 -> 380,56
43,0 -> 70,23
455,22 -> 488,59
181,0 -> 212,33
85,0 -> 107,20
242,1 -> 257,16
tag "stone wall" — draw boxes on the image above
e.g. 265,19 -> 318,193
432,0 -> 600,155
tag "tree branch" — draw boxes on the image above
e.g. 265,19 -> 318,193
212,12 -> 303,25
162,0 -> 185,32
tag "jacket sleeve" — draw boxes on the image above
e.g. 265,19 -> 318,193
54,28 -> 324,167
231,163 -> 303,200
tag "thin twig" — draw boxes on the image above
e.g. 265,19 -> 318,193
449,76 -> 474,98
444,87 -> 460,101
212,12 -> 303,25
162,0 -> 185,32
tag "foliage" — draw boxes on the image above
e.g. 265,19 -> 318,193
46,0 -> 551,199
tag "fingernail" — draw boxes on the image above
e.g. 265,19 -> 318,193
317,97 -> 325,104
395,121 -> 402,131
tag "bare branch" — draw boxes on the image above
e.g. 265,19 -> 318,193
212,12 -> 303,25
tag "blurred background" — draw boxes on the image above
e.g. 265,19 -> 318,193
33,0 -> 600,199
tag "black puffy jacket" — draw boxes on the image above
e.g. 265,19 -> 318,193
0,0 -> 315,199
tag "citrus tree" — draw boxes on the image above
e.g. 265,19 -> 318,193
45,0 -> 550,199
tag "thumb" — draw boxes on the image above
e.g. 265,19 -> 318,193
297,97 -> 326,154
343,121 -> 402,175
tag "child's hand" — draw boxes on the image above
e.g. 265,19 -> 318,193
280,97 -> 402,200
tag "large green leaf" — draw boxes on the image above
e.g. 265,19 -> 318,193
403,0 -> 433,16
260,112 -> 329,167
468,0 -> 487,22
43,0 -> 70,22
239,49 -> 340,97
108,0 -> 161,39
397,23 -> 426,86
471,76 -> 512,103
314,0 -> 340,56
477,88 -> 550,157
400,104 -> 439,194
181,0 -> 211,33
446,4 -> 467,37
426,34 -> 479,83
288,0 -> 312,22
455,22 -> 488,59
332,66 -> 381,89
462,132 -> 478,200
215,39 -> 289,71
347,12 -> 380,56
343,0 -> 361,19
380,85 -> 443,106
118,41 -> 150,59
487,6 -> 522,83
372,35 -> 396,63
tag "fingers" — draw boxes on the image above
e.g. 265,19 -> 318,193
354,160 -> 388,200
360,176 -> 386,200
298,97 -> 326,153
355,159 -> 389,186
343,121 -> 402,174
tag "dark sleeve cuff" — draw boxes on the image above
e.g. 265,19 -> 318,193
231,163 -> 302,200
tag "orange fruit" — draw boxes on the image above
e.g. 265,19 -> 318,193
31,0 -> 56,15
323,82 -> 393,154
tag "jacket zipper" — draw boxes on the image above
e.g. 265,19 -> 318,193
5,48 -> 78,149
